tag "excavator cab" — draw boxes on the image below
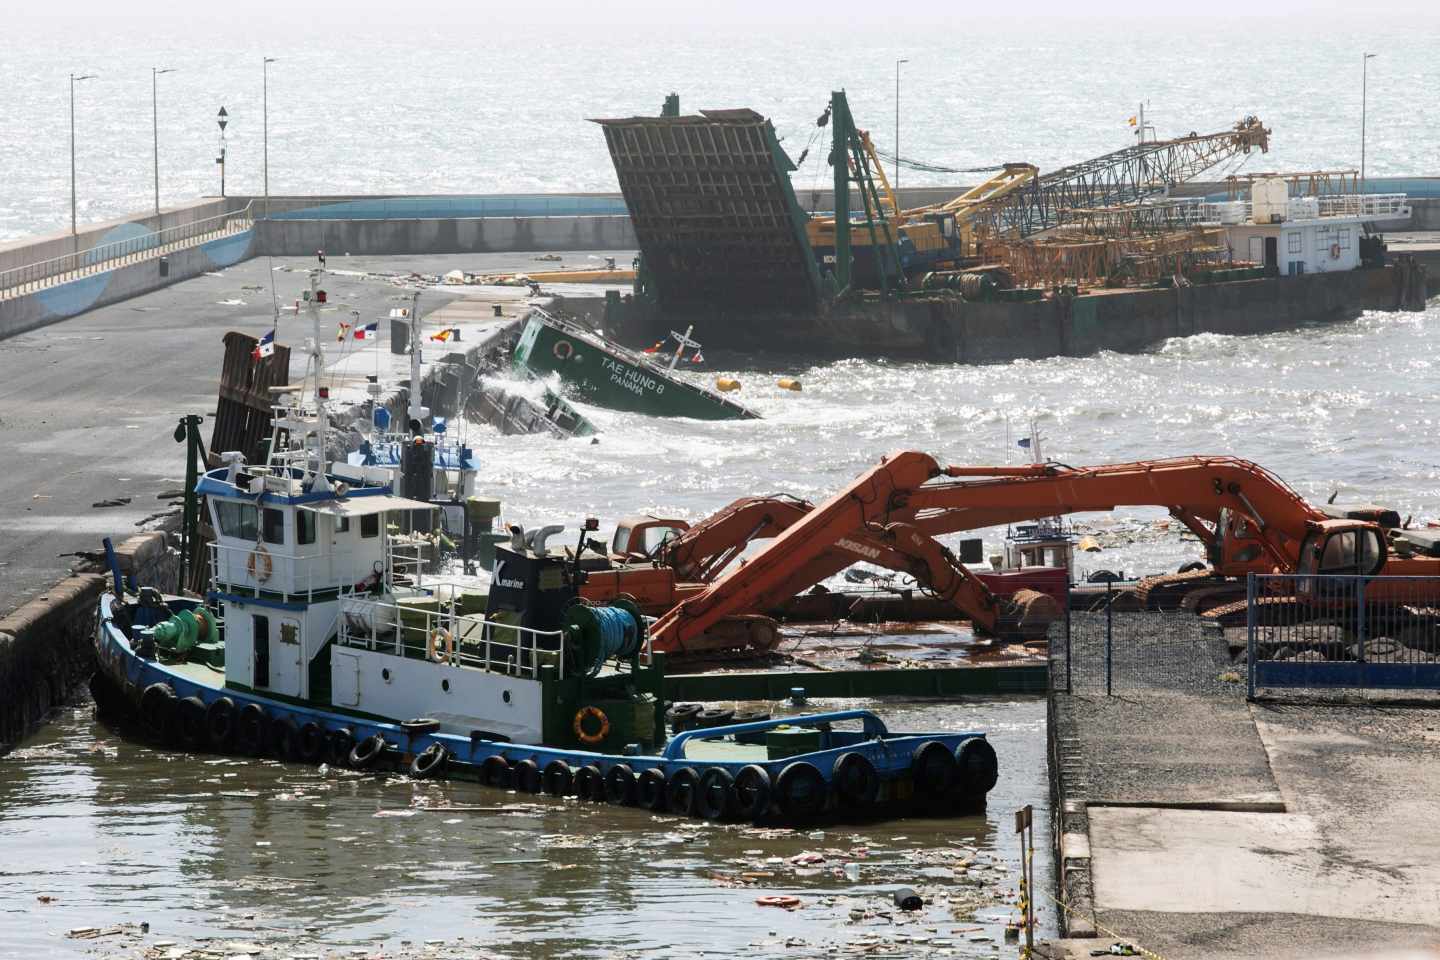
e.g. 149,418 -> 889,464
611,516 -> 690,561
1295,520 -> 1387,596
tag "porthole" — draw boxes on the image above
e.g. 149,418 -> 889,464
442,678 -> 451,693
502,690 -> 512,704
382,668 -> 391,683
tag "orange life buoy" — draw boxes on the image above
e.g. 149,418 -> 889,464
1330,243 -> 1341,260
428,628 -> 454,664
573,705 -> 609,745
755,895 -> 802,908
553,339 -> 574,361
246,545 -> 273,583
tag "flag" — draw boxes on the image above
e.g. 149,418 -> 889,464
642,340 -> 664,354
1017,437 -> 1031,448
336,320 -> 352,341
690,350 -> 704,363
354,321 -> 378,340
430,328 -> 453,343
1127,115 -> 1137,127
252,328 -> 275,362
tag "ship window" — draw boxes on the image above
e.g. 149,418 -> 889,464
216,501 -> 258,541
1338,227 -> 1351,250
361,513 -> 379,538
262,508 -> 286,545
1287,231 -> 1302,254
297,510 -> 317,546
336,516 -> 350,534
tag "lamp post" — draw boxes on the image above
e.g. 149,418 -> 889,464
69,72 -> 96,245
894,58 -> 908,197
1361,52 -> 1376,193
152,67 -> 175,216
216,107 -> 229,196
263,57 -> 277,219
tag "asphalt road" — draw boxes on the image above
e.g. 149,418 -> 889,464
0,249 -> 632,616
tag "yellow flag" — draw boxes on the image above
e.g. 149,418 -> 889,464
1127,115 -> 1138,127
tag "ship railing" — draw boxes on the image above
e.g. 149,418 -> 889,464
336,593 -> 568,680
0,201 -> 255,299
386,539 -> 429,588
208,540 -> 377,603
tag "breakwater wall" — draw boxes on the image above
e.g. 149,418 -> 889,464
0,532 -> 175,754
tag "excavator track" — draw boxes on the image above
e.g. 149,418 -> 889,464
1136,568 -> 1225,609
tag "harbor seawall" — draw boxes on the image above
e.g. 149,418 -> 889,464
0,533 -> 175,754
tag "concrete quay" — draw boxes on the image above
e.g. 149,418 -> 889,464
1042,614 -> 1440,959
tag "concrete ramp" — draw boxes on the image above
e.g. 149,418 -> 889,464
593,109 -> 819,316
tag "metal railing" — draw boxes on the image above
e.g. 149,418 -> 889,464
1165,193 -> 1412,226
1247,573 -> 1440,695
337,592 -> 567,680
0,202 -> 254,298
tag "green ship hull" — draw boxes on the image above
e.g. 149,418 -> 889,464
514,313 -> 760,421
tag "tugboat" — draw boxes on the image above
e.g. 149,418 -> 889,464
513,308 -> 760,421
89,285 -> 998,823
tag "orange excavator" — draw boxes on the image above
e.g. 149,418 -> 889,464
643,451 -> 1420,655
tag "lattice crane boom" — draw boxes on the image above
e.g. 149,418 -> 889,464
982,116 -> 1270,240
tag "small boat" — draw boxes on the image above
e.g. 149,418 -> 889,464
89,301 -> 997,823
513,309 -> 760,421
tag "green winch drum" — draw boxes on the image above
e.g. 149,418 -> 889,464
563,598 -> 646,677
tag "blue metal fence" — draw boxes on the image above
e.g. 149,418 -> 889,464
1246,573 -> 1440,696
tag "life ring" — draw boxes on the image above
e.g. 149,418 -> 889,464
1330,242 -> 1341,260
756,895 -> 801,909
552,338 -> 575,361
428,629 -> 454,664
246,544 -> 273,583
573,705 -> 609,744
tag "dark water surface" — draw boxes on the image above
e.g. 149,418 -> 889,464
1,697 -> 1049,959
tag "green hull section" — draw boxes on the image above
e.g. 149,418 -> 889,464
514,315 -> 760,421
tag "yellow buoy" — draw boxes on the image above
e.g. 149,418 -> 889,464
1078,536 -> 1102,553
777,377 -> 803,392
715,376 -> 742,393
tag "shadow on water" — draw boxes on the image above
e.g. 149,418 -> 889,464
0,695 -> 1052,958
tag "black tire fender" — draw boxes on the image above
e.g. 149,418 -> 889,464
542,759 -> 573,797
574,764 -> 605,802
637,768 -> 668,811
297,722 -> 327,763
348,733 -> 386,769
177,695 -> 207,750
205,696 -> 236,750
832,751 -> 880,809
139,682 -> 176,741
327,727 -> 355,766
410,743 -> 449,779
911,740 -> 958,796
732,764 -> 772,821
480,754 -> 513,789
236,702 -> 269,755
956,737 -> 999,796
666,766 -> 699,816
696,767 -> 736,821
775,761 -> 828,821
514,758 -> 543,794
604,763 -> 637,805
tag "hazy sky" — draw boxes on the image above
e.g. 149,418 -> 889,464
11,0 -> 1440,26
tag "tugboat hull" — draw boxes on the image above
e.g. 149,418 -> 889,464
96,592 -> 997,823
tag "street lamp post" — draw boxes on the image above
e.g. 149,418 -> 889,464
894,58 -> 908,197
69,72 -> 96,246
1361,53 -> 1376,193
216,107 -> 229,196
152,67 -> 175,216
264,57 -> 277,219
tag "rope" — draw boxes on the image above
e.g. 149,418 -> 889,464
1030,882 -> 1170,960
870,146 -> 1006,176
